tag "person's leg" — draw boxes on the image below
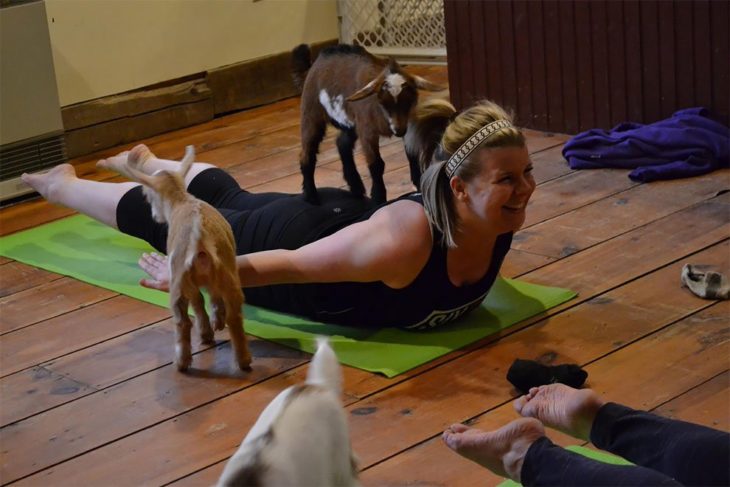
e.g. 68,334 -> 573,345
515,384 -> 730,487
521,436 -> 683,486
21,164 -> 138,229
96,144 -> 216,187
442,418 -> 682,486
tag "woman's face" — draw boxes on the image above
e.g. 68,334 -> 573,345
458,145 -> 535,234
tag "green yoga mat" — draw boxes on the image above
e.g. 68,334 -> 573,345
498,445 -> 633,487
0,215 -> 576,377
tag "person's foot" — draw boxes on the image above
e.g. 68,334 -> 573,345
442,417 -> 545,482
97,144 -> 156,179
21,164 -> 77,204
513,384 -> 605,441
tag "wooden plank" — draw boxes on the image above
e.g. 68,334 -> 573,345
0,262 -> 61,297
512,1 -> 533,127
443,0 -> 463,108
0,366 -> 96,427
62,77 -> 211,131
528,0 -> 548,130
639,1 -> 661,122
514,171 -> 730,258
1,337 -> 310,485
657,1 -> 676,120
606,0 -> 627,125
0,277 -> 116,334
574,1 -> 595,131
624,1 -> 643,122
467,0 -> 485,104
521,129 -> 570,153
543,1 -> 564,132
710,0 -> 729,125
0,296 -> 169,377
483,1 -> 503,105
654,371 -> 730,431
528,144 -> 572,185
206,39 -> 336,115
559,1 -> 579,134
692,1 -> 712,110
498,1 -> 518,113
590,0 -> 611,129
522,169 -> 638,228
674,0 -> 695,109
358,301 -> 729,487
65,98 -> 215,158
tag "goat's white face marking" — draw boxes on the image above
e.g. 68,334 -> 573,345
385,73 -> 406,100
319,90 -> 354,128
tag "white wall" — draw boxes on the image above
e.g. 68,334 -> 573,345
45,0 -> 339,106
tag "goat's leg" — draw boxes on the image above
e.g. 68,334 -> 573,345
171,291 -> 194,372
190,291 -> 214,345
337,129 -> 366,198
362,137 -> 387,204
407,150 -> 422,190
299,119 -> 327,204
224,293 -> 251,371
210,296 -> 226,332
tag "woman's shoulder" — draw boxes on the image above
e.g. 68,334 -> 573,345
371,197 -> 430,232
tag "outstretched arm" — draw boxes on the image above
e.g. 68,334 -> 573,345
137,200 -> 433,292
238,200 -> 432,289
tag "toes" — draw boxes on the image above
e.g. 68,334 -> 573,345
448,423 -> 471,434
513,395 -> 529,414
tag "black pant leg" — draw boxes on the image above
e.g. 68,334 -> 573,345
590,403 -> 730,487
186,168 -> 290,210
522,437 -> 683,486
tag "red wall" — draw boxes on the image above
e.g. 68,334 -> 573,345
444,0 -> 729,134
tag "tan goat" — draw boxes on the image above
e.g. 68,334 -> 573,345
122,146 -> 251,372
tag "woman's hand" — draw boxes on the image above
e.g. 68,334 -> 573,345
138,252 -> 170,292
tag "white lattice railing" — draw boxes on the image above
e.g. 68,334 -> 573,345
338,0 -> 446,60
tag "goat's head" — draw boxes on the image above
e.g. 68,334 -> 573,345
124,146 -> 196,223
347,58 -> 443,137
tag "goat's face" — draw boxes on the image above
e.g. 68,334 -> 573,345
377,71 -> 418,137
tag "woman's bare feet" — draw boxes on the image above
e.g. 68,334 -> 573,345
442,417 -> 545,482
514,384 -> 605,441
21,164 -> 77,204
97,144 -> 156,179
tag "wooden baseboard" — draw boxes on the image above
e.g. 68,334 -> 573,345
61,39 -> 337,158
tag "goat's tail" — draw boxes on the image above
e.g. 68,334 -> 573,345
291,43 -> 312,92
178,145 -> 195,181
306,336 -> 342,397
405,97 -> 457,175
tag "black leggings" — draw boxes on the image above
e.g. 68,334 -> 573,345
521,403 -> 730,486
116,168 -> 374,255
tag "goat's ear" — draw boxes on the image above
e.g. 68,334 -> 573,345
178,145 -> 195,179
413,75 -> 445,92
124,163 -> 159,189
387,57 -> 400,72
347,75 -> 384,102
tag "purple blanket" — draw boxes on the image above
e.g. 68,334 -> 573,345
563,108 -> 730,182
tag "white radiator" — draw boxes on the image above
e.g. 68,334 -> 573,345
0,0 -> 67,203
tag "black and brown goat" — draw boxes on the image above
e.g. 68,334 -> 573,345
292,44 -> 443,204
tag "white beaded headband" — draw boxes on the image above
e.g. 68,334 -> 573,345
444,119 -> 514,177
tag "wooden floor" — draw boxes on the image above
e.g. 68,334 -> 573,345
1,65 -> 728,486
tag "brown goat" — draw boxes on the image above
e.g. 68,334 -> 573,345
292,44 -> 443,204
122,146 -> 251,372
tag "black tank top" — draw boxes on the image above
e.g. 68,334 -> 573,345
246,192 -> 513,330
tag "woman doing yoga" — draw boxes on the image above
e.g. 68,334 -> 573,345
22,99 -> 535,330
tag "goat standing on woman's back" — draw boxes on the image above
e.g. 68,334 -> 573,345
292,44 -> 443,204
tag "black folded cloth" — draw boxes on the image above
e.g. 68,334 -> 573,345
507,359 -> 588,394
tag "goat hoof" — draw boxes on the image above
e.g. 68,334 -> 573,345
175,355 -> 192,372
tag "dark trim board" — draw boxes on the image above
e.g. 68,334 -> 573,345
61,39 -> 338,158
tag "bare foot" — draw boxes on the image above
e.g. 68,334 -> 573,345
514,384 -> 605,441
97,144 -> 156,179
442,417 -> 545,482
21,164 -> 77,204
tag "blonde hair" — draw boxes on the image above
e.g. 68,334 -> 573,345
420,100 -> 525,248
